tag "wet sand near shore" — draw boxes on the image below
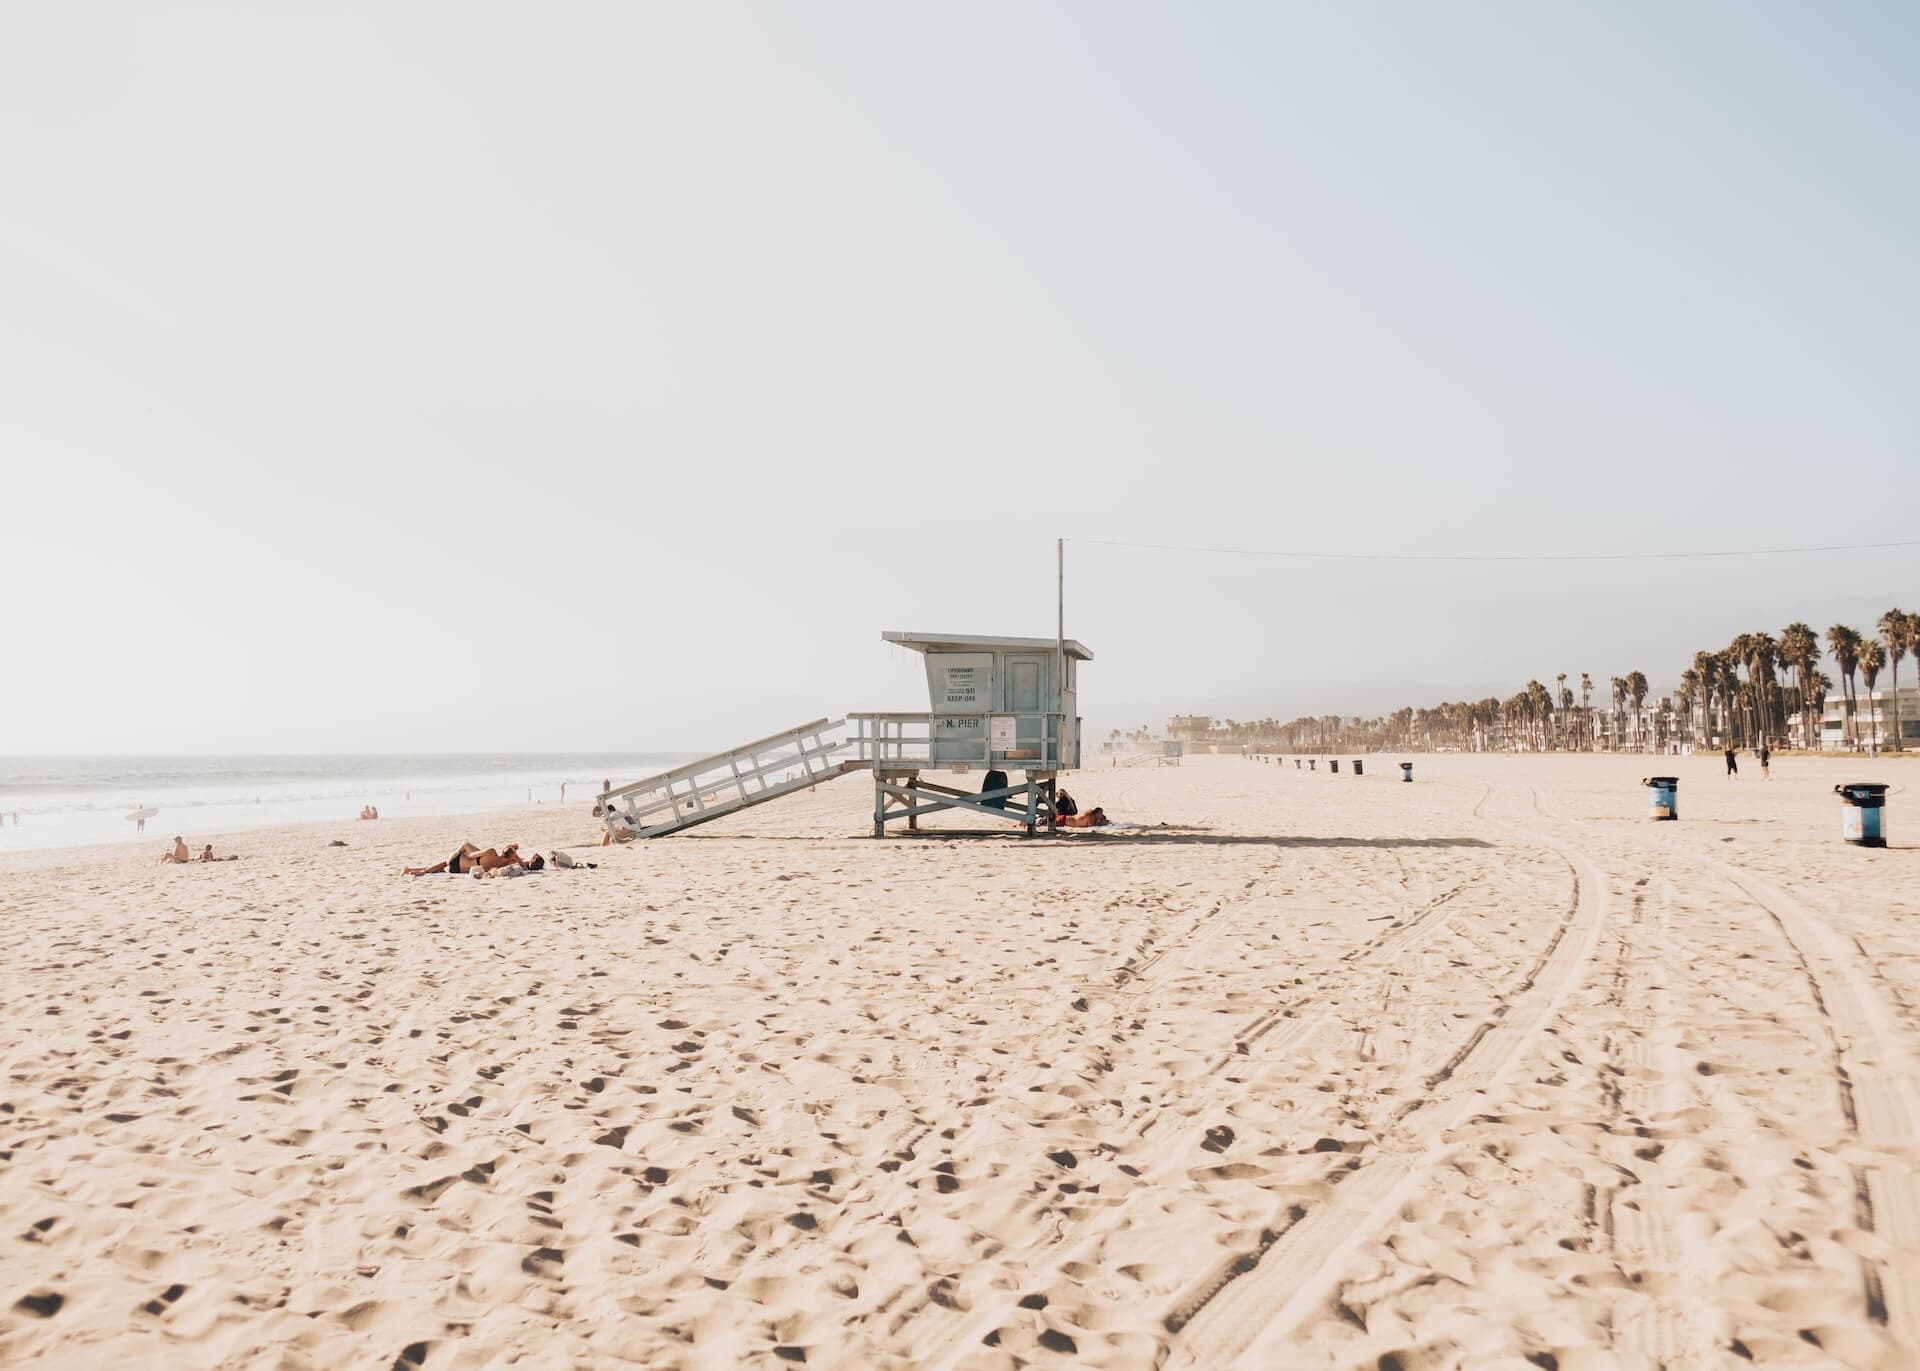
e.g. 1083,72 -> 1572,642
2,754 -> 1916,1369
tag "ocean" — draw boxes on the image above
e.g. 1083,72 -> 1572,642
0,753 -> 695,854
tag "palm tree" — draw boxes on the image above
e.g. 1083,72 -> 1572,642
1880,609 -> 1912,752
1860,639 -> 1885,753
1725,634 -> 1756,746
1828,625 -> 1863,747
1751,632 -> 1778,746
1779,623 -> 1819,749
1626,671 -> 1649,752
1526,681 -> 1553,750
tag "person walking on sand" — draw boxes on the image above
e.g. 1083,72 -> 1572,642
1758,744 -> 1771,779
136,810 -> 147,836
1724,747 -> 1738,778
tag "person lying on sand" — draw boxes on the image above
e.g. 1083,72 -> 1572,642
160,836 -> 191,863
477,853 -> 547,878
197,844 -> 238,862
404,841 -> 482,876
1058,807 -> 1110,829
470,844 -> 528,872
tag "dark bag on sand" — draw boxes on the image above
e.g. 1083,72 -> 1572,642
1055,789 -> 1079,817
980,769 -> 1009,810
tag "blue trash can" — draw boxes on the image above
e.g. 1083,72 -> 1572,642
1400,762 -> 1413,782
1642,776 -> 1678,821
1835,783 -> 1888,848
1352,759 -> 1364,776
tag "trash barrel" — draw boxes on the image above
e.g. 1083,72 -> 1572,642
1309,759 -> 1316,771
1835,783 -> 1889,848
1400,762 -> 1413,782
1352,759 -> 1364,776
1330,759 -> 1340,774
1641,776 -> 1678,821
1294,758 -> 1301,770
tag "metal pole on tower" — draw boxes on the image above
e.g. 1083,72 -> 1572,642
1057,537 -> 1066,762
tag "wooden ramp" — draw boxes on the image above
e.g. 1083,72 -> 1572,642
600,718 -> 866,839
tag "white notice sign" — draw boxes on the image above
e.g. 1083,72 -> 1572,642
927,654 -> 993,713
988,715 -> 1016,752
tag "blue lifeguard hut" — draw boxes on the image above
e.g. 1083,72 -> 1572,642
597,628 -> 1091,840
851,631 -> 1091,836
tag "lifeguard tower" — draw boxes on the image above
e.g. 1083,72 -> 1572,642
849,631 -> 1091,836
596,629 -> 1091,839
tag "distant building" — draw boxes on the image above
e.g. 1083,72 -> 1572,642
1816,686 -> 1920,751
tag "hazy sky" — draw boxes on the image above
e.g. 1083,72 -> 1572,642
4,2 -> 1916,752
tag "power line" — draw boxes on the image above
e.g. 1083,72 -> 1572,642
1068,536 -> 1920,564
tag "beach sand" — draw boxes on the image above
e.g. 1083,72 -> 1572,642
2,754 -> 1916,1369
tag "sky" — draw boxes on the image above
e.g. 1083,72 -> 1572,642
3,2 -> 1916,752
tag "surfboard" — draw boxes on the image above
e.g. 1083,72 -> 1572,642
126,807 -> 158,822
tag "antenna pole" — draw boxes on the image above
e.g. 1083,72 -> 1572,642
1057,537 -> 1066,762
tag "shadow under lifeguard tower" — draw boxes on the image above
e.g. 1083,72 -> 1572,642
597,629 -> 1090,839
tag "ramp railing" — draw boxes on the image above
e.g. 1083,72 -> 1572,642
601,718 -> 859,839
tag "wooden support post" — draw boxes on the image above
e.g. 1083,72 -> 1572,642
872,775 -> 886,838
907,775 -> 919,832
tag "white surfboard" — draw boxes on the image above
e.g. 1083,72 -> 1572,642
126,807 -> 158,822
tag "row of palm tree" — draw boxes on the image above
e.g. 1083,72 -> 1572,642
1172,607 -> 1916,754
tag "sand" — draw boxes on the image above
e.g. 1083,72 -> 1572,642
2,753 -> 1917,1370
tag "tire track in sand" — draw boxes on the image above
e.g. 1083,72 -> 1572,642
1162,808 -> 1608,1369
875,817 -> 1513,1365
1577,806 -> 1920,1355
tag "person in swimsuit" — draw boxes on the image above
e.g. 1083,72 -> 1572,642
160,836 -> 190,863
404,842 -> 482,876
1057,807 -> 1111,829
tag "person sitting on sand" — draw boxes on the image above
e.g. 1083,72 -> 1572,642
1057,807 -> 1110,829
404,841 -> 482,876
160,836 -> 191,863
197,844 -> 238,862
603,808 -> 640,845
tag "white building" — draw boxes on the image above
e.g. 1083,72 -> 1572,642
1818,685 -> 1920,751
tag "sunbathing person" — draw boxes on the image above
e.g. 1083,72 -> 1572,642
469,844 -> 526,872
404,841 -> 482,876
479,853 -> 546,878
1057,806 -> 1110,829
160,836 -> 191,863
197,844 -> 238,862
